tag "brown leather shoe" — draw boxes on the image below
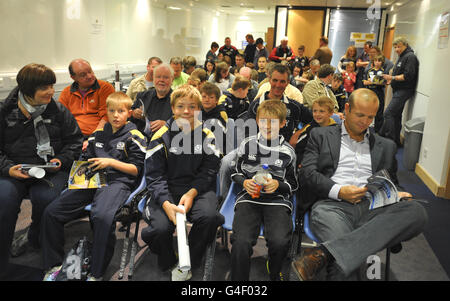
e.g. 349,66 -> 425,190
291,247 -> 328,281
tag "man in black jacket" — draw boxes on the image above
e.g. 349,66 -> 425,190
381,37 -> 419,146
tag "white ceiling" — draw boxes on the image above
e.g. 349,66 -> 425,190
162,0 -> 410,15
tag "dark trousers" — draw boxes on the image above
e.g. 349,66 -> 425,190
311,198 -> 428,279
380,88 -> 415,146
41,182 -> 131,278
141,190 -> 224,271
0,172 -> 68,275
371,87 -> 385,133
230,202 -> 293,280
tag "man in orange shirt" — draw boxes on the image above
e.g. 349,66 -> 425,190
59,59 -> 115,150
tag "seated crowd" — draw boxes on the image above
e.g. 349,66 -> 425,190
0,34 -> 426,282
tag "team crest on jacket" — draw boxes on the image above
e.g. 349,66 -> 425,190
116,142 -> 125,150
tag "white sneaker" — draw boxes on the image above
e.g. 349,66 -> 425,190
171,265 -> 192,281
86,274 -> 103,281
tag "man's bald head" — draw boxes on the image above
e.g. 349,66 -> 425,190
239,67 -> 252,80
348,88 -> 379,111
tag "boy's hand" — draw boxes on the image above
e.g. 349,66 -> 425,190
263,178 -> 279,194
82,140 -> 89,152
88,157 -> 115,171
179,189 -> 198,213
162,201 -> 185,225
243,179 -> 258,196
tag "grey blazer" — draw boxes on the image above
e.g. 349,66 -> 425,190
298,124 -> 398,212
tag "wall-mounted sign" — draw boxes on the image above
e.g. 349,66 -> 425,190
438,11 -> 449,49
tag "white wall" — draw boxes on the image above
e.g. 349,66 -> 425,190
0,0 -> 273,98
387,0 -> 450,188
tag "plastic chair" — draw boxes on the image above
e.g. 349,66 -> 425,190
84,173 -> 149,280
302,210 -> 397,281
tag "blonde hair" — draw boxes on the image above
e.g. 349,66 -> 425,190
170,84 -> 202,108
256,99 -> 287,122
312,96 -> 334,113
106,92 -> 133,109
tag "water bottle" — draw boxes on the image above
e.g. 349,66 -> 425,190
251,164 -> 272,199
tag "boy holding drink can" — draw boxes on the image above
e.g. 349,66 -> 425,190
230,99 -> 298,280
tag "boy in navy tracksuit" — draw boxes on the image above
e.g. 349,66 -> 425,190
200,82 -> 229,154
231,100 -> 298,281
141,85 -> 224,281
41,92 -> 147,280
363,55 -> 387,132
218,75 -> 251,120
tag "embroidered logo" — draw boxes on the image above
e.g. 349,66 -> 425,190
116,142 -> 125,150
95,142 -> 104,148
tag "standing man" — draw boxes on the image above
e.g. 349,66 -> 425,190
253,38 -> 269,66
311,36 -> 333,65
131,63 -> 174,137
355,41 -> 372,89
127,57 -> 162,101
381,37 -> 419,146
292,89 -> 428,281
219,37 -> 239,67
243,34 -> 256,64
59,59 -> 115,150
170,57 -> 189,90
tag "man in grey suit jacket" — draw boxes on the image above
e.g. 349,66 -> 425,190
292,89 -> 428,281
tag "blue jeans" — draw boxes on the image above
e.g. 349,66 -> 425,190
380,89 -> 415,146
0,171 -> 68,273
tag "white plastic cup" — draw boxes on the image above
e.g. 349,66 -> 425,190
28,167 -> 45,179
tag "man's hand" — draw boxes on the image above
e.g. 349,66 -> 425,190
9,165 -> 31,180
150,120 -> 166,132
338,185 -> 368,204
132,108 -> 144,120
263,178 -> 279,194
162,201 -> 185,225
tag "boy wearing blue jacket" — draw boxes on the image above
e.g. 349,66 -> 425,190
141,85 -> 224,281
42,92 -> 147,281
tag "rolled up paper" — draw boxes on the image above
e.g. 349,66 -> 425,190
176,205 -> 191,271
28,167 -> 45,179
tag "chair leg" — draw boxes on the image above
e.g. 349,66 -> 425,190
127,215 -> 141,280
385,248 -> 391,281
118,223 -> 131,280
202,231 -> 217,281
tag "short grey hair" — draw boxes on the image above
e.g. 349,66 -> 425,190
393,37 -> 409,47
153,63 -> 174,78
